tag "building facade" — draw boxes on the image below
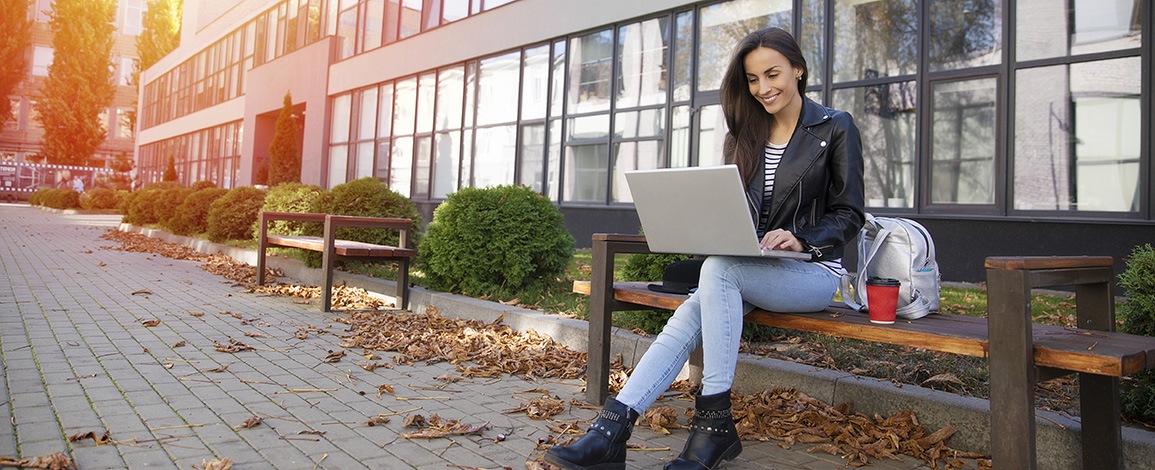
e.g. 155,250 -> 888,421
136,0 -> 1152,283
2,0 -> 143,170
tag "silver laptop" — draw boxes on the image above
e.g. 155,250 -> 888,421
625,165 -> 811,260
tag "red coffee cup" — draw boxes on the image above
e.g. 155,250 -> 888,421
865,277 -> 900,324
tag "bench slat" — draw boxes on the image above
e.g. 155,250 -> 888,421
575,280 -> 1155,377
265,235 -> 415,258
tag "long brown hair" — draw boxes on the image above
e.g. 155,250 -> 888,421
720,27 -> 808,184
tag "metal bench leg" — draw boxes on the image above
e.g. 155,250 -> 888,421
257,216 -> 268,285
987,268 -> 1037,469
322,217 -> 335,312
397,259 -> 410,311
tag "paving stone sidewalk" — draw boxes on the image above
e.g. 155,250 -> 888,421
0,204 -> 932,469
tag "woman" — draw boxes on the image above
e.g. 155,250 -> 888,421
546,27 -> 864,470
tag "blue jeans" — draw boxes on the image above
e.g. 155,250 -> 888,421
615,256 -> 838,414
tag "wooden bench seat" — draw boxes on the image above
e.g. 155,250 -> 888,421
579,233 -> 1155,469
256,212 -> 414,312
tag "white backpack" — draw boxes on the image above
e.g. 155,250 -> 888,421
840,214 -> 940,320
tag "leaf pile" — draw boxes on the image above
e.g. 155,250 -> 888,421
504,397 -> 566,420
336,307 -> 587,380
100,229 -> 280,284
732,388 -> 990,468
247,284 -> 387,311
399,413 -> 488,439
0,453 -> 76,470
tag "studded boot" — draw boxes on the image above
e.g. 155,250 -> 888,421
664,390 -> 742,470
544,397 -> 639,470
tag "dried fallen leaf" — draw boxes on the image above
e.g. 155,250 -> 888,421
0,452 -> 76,470
198,458 -> 233,470
188,311 -> 205,317
403,414 -> 426,428
323,349 -> 346,363
130,289 -> 153,296
234,416 -> 262,429
360,361 -> 392,371
642,406 -> 680,434
67,430 -> 111,446
377,384 -> 395,397
244,331 -> 271,338
365,416 -> 391,426
204,363 -> 234,373
214,339 -> 253,353
141,319 -> 161,327
172,341 -> 186,348
298,430 -> 326,436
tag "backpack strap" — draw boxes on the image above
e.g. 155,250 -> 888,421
841,222 -> 893,312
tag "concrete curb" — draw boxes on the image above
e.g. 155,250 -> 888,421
117,223 -> 1155,469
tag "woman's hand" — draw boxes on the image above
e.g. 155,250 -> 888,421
760,229 -> 803,252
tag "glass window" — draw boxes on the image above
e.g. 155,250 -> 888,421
390,136 -> 413,196
329,144 -> 348,187
433,131 -> 460,198
930,77 -> 997,205
616,17 -> 669,108
119,57 -> 136,86
115,108 -> 133,138
377,83 -> 394,138
330,94 -> 352,143
928,0 -> 1001,71
383,0 -> 400,44
670,105 -> 691,167
697,105 -> 726,167
122,0 -> 145,35
436,66 -> 464,131
833,0 -> 918,83
547,118 -> 561,201
519,124 -> 545,192
356,141 -> 375,179
1014,57 -> 1140,212
443,0 -> 468,23
568,29 -> 614,114
36,0 -> 51,22
483,0 -> 514,11
400,0 -> 422,39
698,0 -> 792,92
416,72 -> 435,133
798,0 -> 825,86
376,140 -> 391,183
476,52 -> 520,126
336,5 -> 358,59
357,87 -> 378,141
832,83 -> 917,208
563,143 -> 609,203
413,135 -> 432,199
672,11 -> 693,102
1017,0 -> 1142,61
549,40 -> 566,117
615,109 -> 664,139
612,140 -> 664,202
422,0 -> 442,29
6,98 -> 21,130
362,0 -> 384,52
522,45 -> 549,121
473,125 -> 516,187
393,77 -> 417,136
32,47 -> 53,76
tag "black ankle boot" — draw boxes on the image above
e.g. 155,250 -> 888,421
544,397 -> 639,470
664,390 -> 742,470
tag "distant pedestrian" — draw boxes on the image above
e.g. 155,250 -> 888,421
71,176 -> 85,193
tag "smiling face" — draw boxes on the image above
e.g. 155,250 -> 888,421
744,46 -> 803,116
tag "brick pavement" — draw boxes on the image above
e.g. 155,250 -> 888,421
0,204 -> 932,469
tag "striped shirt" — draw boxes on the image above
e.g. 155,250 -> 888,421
758,142 -> 845,278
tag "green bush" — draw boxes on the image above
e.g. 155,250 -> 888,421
124,188 -> 164,225
622,253 -> 695,282
253,182 -> 325,238
206,186 -> 267,242
29,188 -> 50,206
1120,244 -> 1155,423
38,188 -> 81,209
79,187 -> 119,210
157,188 -> 195,230
169,187 -> 228,236
314,177 -> 423,248
419,185 -> 573,297
191,180 -> 217,190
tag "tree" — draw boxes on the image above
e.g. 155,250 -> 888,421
35,0 -> 117,166
163,155 -> 178,182
0,0 -> 33,127
267,93 -> 302,186
127,0 -> 182,136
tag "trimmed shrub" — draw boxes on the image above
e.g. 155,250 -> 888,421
418,185 -> 573,297
314,177 -> 423,249
157,188 -> 195,230
124,188 -> 165,225
169,187 -> 228,236
39,189 -> 81,209
1120,244 -> 1155,423
206,186 -> 267,242
191,180 -> 217,190
622,253 -> 694,283
79,187 -> 119,210
253,182 -> 325,238
29,188 -> 51,206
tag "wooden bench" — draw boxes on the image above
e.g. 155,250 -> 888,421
256,211 -> 415,312
577,233 -> 1155,469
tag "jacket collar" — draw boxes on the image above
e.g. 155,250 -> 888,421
798,97 -> 832,129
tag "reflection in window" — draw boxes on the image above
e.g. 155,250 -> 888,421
522,45 -> 549,121
697,105 -> 725,167
569,30 -> 614,114
617,17 -> 669,108
672,11 -> 693,102
833,0 -> 917,83
564,143 -> 608,202
928,0 -> 1001,71
32,47 -> 53,76
331,94 -> 352,144
1014,58 -> 1140,212
698,0 -> 792,92
474,125 -> 516,187
400,0 -> 422,39
391,136 -> 413,196
798,0 -> 824,86
476,52 -> 520,126
1017,0 -> 1142,61
612,140 -> 663,202
520,124 -> 545,192
930,78 -> 996,205
832,83 -> 917,208
443,0 -> 468,23
329,145 -> 348,188
670,106 -> 691,167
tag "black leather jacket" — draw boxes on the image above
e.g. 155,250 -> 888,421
739,97 -> 865,261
